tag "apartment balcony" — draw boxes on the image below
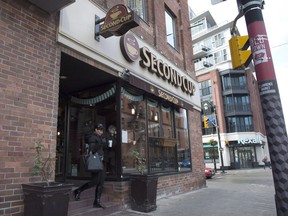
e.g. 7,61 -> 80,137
203,61 -> 213,68
193,46 -> 211,59
224,104 -> 252,117
222,85 -> 249,95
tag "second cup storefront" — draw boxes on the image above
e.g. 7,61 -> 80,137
56,75 -> 193,181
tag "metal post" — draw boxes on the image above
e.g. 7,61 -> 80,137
239,0 -> 288,215
214,106 -> 225,173
212,143 -> 217,172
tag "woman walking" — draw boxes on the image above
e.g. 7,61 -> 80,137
73,123 -> 107,209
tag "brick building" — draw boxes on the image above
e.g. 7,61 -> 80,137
190,10 -> 268,170
0,0 -> 205,215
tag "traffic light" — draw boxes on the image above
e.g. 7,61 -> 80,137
203,116 -> 209,128
229,35 -> 252,69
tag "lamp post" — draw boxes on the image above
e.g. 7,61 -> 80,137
203,101 -> 226,173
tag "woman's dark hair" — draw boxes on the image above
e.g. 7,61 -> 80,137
95,123 -> 104,130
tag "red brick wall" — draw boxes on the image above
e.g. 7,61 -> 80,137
157,173 -> 206,199
0,0 -> 205,215
0,1 -> 60,215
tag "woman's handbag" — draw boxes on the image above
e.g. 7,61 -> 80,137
84,153 -> 103,172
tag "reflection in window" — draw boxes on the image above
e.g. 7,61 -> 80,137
165,8 -> 177,48
226,116 -> 253,132
147,100 -> 160,137
175,108 -> 191,171
121,89 -> 146,175
161,104 -> 173,138
128,0 -> 147,21
120,88 -> 191,174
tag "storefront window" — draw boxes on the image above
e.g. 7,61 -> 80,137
176,108 -> 191,171
147,99 -> 160,137
121,88 -> 146,174
120,87 -> 191,175
161,104 -> 174,138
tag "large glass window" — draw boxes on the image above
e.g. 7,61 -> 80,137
214,33 -> 225,47
226,116 -> 253,132
148,99 -> 178,173
128,0 -> 147,21
222,74 -> 247,91
199,80 -> 212,97
224,95 -> 251,113
176,108 -> 191,171
121,88 -> 191,175
165,8 -> 178,49
121,88 -> 147,175
161,104 -> 174,138
214,49 -> 228,64
147,99 -> 160,137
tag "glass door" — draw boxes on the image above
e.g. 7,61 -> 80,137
56,85 -> 118,180
238,147 -> 253,168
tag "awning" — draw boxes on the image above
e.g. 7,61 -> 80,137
128,74 -> 194,110
203,143 -> 218,148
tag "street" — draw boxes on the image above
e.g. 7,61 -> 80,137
111,168 -> 276,216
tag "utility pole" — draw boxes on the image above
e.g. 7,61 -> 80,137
238,0 -> 288,215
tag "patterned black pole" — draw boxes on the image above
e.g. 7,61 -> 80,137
240,0 -> 288,215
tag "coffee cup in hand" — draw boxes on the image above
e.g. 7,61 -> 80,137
108,140 -> 112,147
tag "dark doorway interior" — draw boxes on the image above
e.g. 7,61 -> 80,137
56,53 -> 118,182
59,52 -> 117,95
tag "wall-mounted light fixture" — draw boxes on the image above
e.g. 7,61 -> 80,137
154,112 -> 158,121
131,107 -> 136,115
129,103 -> 136,115
119,68 -> 130,80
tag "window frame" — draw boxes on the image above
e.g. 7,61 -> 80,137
120,87 -> 191,175
128,0 -> 147,21
165,8 -> 178,49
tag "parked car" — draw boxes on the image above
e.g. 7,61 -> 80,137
205,167 -> 215,179
180,159 -> 191,167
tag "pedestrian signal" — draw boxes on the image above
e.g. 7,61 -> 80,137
203,116 -> 209,128
229,35 -> 252,69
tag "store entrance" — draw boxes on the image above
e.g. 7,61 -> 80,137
238,148 -> 253,168
230,146 -> 256,169
56,53 -> 118,182
56,89 -> 118,181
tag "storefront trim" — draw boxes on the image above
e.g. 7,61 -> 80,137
128,74 -> 194,110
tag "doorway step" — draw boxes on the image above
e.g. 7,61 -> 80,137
68,187 -> 123,216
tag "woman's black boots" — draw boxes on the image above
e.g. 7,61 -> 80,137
73,189 -> 81,201
93,186 -> 106,208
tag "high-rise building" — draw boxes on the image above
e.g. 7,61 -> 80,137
190,11 -> 269,170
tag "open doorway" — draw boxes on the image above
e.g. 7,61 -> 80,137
56,53 -> 118,182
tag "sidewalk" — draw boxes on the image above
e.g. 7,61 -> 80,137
110,168 -> 276,216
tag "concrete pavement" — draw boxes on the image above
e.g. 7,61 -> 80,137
110,168 -> 276,216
